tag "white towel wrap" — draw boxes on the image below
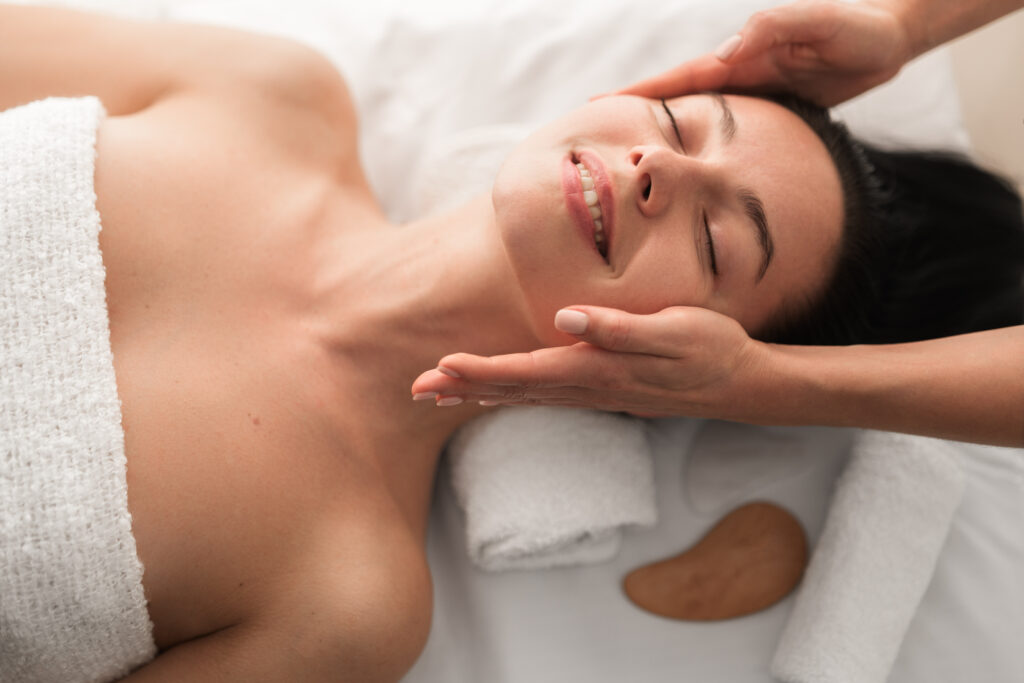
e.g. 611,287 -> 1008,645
771,430 -> 967,683
0,97 -> 156,682
446,406 -> 656,571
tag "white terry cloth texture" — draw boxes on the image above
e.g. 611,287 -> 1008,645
446,406 -> 656,571
771,430 -> 967,683
0,97 -> 156,682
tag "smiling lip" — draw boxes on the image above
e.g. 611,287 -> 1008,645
576,150 -> 615,259
562,157 -> 601,259
561,151 -> 615,261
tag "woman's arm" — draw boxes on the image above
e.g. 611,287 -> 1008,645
767,324 -> 1024,446
412,308 -> 1024,448
0,4 -> 338,116
895,0 -> 1024,57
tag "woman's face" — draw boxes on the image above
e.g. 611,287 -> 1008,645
492,94 -> 843,342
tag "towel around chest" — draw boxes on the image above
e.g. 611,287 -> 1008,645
0,97 -> 156,683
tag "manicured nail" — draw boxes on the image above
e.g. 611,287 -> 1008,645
715,34 -> 742,61
438,366 -> 461,378
554,308 -> 589,334
479,400 -> 499,406
437,396 -> 464,407
413,392 -> 438,401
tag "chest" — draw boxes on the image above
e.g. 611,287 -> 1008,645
89,96 -> 400,648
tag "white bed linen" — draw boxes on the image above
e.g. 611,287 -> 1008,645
410,422 -> 1024,682
20,0 -> 1022,680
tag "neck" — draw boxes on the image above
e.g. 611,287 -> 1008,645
308,193 -> 541,446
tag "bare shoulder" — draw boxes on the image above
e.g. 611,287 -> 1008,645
194,30 -> 358,126
103,34 -> 364,184
0,5 -> 354,122
252,522 -> 435,682
178,33 -> 362,169
122,531 -> 433,683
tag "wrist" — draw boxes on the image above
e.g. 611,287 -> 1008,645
728,341 -> 831,427
871,0 -> 1024,60
749,342 -> 886,429
863,0 -> 928,59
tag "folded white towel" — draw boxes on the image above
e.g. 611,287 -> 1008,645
771,430 -> 967,683
446,407 -> 657,571
0,97 -> 156,681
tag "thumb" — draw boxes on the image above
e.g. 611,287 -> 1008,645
615,53 -> 732,99
724,3 -> 840,63
554,306 -> 698,357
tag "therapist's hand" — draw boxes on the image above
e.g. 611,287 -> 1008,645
411,306 -> 774,420
617,0 -> 913,107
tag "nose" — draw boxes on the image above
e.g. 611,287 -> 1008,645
628,144 -> 702,217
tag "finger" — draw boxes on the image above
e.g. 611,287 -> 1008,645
472,390 -> 633,411
553,305 -> 705,357
616,54 -> 734,99
433,343 -> 625,390
414,371 -> 586,400
476,390 -> 664,415
727,2 -> 841,64
477,396 -> 600,410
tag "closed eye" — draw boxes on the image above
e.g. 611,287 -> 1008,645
660,98 -> 685,152
703,212 -> 718,277
662,99 -> 717,277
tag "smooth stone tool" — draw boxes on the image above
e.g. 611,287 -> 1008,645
623,501 -> 808,620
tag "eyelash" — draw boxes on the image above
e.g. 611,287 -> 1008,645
660,99 -> 718,278
703,212 -> 718,276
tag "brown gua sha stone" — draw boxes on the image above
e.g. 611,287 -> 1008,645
623,501 -> 808,621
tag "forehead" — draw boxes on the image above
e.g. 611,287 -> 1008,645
667,93 -> 844,326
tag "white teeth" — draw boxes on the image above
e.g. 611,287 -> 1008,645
575,160 -> 607,256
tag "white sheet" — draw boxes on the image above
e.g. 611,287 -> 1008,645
23,0 -> 1022,680
412,423 -> 1024,682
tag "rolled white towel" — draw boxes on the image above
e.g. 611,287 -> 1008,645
446,406 -> 657,571
771,430 -> 967,683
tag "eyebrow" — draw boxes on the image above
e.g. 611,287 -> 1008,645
738,188 -> 774,282
708,93 -> 773,282
709,92 -> 737,143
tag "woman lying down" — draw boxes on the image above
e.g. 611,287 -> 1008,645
1,5 -> 1022,682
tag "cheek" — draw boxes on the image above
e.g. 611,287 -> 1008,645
622,240 -> 707,312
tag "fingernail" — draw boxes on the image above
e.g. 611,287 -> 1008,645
479,400 -> 499,406
413,392 -> 438,401
438,366 -> 461,378
437,396 -> 464,407
715,34 -> 742,61
589,92 -> 609,101
554,308 -> 589,334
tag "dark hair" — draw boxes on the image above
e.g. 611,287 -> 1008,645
753,94 -> 1024,346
